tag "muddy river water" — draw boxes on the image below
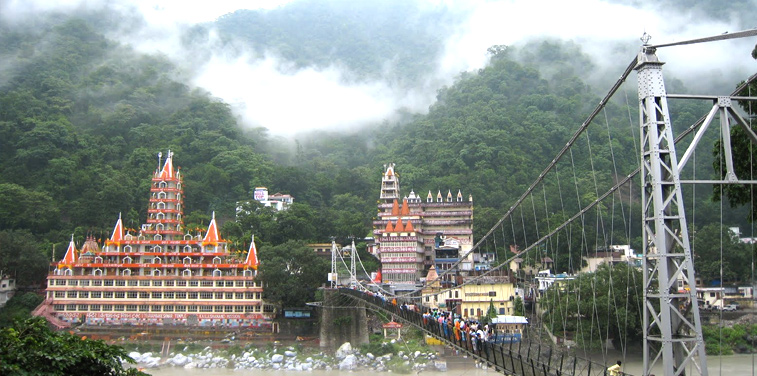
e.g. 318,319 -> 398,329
146,353 -> 757,376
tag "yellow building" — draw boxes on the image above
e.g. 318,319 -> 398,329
458,277 -> 516,319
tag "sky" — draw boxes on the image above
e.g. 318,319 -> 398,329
2,0 -> 756,135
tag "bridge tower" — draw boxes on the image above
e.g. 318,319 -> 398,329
636,40 -> 708,376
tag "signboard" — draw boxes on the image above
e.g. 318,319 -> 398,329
283,309 -> 312,318
253,188 -> 268,201
57,312 -> 265,320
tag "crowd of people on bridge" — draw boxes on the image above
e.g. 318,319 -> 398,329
420,309 -> 496,356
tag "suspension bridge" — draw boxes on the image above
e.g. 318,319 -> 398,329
322,29 -> 757,376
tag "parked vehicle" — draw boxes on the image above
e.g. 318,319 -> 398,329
721,304 -> 738,312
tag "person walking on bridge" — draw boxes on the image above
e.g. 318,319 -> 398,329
607,360 -> 622,376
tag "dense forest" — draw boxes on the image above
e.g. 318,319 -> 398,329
0,0 -> 754,296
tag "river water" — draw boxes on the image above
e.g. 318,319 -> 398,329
146,354 -> 757,376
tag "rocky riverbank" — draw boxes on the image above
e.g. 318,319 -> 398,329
128,341 -> 449,373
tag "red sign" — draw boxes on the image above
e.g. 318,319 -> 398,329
57,312 -> 265,320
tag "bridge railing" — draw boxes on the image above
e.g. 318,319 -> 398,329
338,288 -> 621,376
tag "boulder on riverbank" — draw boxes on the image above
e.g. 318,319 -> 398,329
127,341 -> 445,372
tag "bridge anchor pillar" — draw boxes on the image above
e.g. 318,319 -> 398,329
319,289 -> 370,350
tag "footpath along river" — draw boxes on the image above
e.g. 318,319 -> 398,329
146,353 -> 757,376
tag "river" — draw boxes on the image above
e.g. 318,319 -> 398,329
146,354 -> 757,376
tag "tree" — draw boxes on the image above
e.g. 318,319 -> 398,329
0,317 -> 149,376
485,299 -> 498,322
540,263 -> 644,350
0,184 -> 60,233
0,230 -> 50,287
513,296 -> 525,316
257,240 -> 329,308
0,292 -> 44,327
691,224 -> 751,285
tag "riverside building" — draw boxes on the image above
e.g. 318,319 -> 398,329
373,163 -> 475,289
34,152 -> 273,328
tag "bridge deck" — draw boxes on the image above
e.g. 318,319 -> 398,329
338,288 -> 624,376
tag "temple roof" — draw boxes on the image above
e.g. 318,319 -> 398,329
404,220 -> 415,233
202,212 -> 222,246
385,163 -> 395,177
384,221 -> 394,233
425,265 -> 440,288
59,235 -> 77,268
106,213 -> 124,246
80,236 -> 99,255
400,198 -> 410,216
158,151 -> 175,180
245,235 -> 259,270
391,199 -> 399,216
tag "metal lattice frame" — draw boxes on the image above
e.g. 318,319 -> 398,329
636,46 -> 708,376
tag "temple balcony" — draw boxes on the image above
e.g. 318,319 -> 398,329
149,187 -> 182,193
149,198 -> 182,204
147,208 -> 181,214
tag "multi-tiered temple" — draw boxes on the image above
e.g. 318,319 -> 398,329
372,163 -> 476,289
34,152 -> 273,328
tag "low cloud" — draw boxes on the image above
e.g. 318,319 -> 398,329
2,0 -> 755,135
438,0 -> 756,93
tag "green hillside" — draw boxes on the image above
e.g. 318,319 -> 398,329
0,3 -> 753,289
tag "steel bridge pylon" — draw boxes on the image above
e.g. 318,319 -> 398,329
636,45 -> 708,376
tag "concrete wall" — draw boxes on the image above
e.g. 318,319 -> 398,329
319,290 -> 369,350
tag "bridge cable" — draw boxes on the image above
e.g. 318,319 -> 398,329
650,28 -> 757,49
602,105 -> 630,364
750,83 -> 755,376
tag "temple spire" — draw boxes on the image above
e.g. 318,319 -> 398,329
202,212 -> 221,246
400,198 -> 410,216
384,221 -> 394,233
158,150 -> 175,179
59,235 -> 77,268
405,220 -> 415,233
106,213 -> 124,246
244,235 -> 259,270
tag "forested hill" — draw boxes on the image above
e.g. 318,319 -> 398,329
0,5 -> 751,287
0,15 -> 278,283
210,0 -> 464,87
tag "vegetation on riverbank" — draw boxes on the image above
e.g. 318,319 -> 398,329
0,317 -> 149,375
703,324 -> 757,355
